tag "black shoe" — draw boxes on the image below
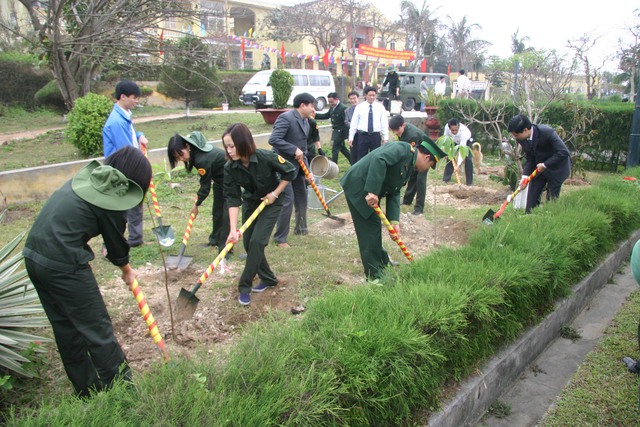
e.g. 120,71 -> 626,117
200,242 -> 215,248
402,201 -> 412,206
411,210 -> 423,216
128,241 -> 144,248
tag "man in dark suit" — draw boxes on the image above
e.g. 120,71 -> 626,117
269,92 -> 316,247
315,92 -> 351,165
507,114 -> 571,213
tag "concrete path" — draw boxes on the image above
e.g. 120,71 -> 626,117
0,109 -> 241,145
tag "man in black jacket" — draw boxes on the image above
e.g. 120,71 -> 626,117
507,114 -> 571,213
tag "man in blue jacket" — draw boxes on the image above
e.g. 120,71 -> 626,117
102,80 -> 148,247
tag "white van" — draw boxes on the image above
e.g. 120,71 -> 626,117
239,69 -> 335,110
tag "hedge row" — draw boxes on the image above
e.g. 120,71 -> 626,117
437,99 -> 634,171
13,170 -> 640,426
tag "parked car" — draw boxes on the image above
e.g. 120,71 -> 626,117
239,69 -> 335,110
379,72 -> 451,111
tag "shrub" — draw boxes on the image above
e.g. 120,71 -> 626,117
34,80 -> 67,112
65,93 -> 113,156
269,69 -> 294,109
0,53 -> 50,109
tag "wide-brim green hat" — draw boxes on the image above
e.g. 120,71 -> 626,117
183,131 -> 213,152
631,240 -> 640,285
72,160 -> 143,211
420,140 -> 448,169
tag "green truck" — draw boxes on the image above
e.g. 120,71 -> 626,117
379,72 -> 451,111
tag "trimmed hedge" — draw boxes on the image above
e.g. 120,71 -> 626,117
10,171 -> 640,426
437,99 -> 634,171
0,53 -> 51,109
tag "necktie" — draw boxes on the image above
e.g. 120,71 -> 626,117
367,104 -> 374,133
302,118 -> 309,135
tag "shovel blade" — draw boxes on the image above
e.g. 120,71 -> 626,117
167,255 -> 193,270
482,209 -> 496,225
323,212 -> 346,224
174,288 -> 200,322
153,225 -> 175,247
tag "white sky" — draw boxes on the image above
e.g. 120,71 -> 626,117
268,0 -> 638,72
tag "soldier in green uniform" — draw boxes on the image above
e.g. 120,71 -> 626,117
222,123 -> 296,305
341,140 -> 446,279
389,115 -> 434,216
22,146 -> 152,397
167,131 -> 230,253
315,92 -> 351,165
305,110 -> 326,164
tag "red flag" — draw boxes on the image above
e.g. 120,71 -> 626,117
280,43 -> 286,64
159,29 -> 164,55
421,58 -> 427,73
447,64 -> 451,76
241,37 -> 246,61
323,48 -> 329,67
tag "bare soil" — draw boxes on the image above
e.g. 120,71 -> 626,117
107,176 -> 509,370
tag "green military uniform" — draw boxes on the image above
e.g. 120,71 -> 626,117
340,142 -> 417,279
23,163 -> 141,397
182,131 -> 229,250
315,101 -> 351,165
397,123 -> 433,214
224,149 -> 296,294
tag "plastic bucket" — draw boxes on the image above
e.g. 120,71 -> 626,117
310,156 -> 339,180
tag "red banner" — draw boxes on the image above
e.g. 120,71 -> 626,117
357,44 -> 415,61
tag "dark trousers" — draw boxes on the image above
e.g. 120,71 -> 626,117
239,201 -> 281,293
355,132 -> 381,162
350,134 -> 360,164
209,181 -> 230,252
273,171 -> 308,243
346,197 -> 389,279
126,203 -> 143,246
403,169 -> 427,212
526,170 -> 568,213
442,152 -> 473,185
24,259 -> 130,397
331,129 -> 352,165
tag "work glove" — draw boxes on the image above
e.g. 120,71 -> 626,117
318,148 -> 326,157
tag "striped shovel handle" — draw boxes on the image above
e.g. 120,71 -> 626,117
493,169 -> 539,219
297,158 -> 332,214
130,278 -> 170,362
373,204 -> 413,261
195,200 -> 268,288
181,212 -> 196,246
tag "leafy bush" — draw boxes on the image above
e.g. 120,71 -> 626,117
34,80 -> 67,112
0,53 -> 50,109
65,93 -> 113,156
0,213 -> 50,379
269,69 -> 294,109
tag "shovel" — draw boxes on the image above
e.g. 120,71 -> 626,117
297,158 -> 345,223
130,278 -> 170,362
141,146 -> 174,247
167,212 -> 196,270
373,204 -> 413,261
483,169 -> 539,224
174,200 -> 268,321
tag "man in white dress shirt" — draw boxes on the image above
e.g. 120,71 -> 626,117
455,69 -> 471,99
348,86 -> 388,163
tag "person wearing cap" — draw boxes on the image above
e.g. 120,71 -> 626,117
382,65 -> 400,102
102,80 -> 148,248
340,139 -> 446,279
223,123 -> 296,306
389,115 -> 434,216
22,146 -> 152,398
167,131 -> 230,254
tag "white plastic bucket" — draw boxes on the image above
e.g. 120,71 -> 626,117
310,156 -> 339,180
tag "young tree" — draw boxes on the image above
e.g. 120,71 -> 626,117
567,33 -> 609,100
157,36 -> 219,117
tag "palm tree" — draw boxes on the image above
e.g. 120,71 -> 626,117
511,30 -> 531,54
445,15 -> 490,72
400,0 -> 440,71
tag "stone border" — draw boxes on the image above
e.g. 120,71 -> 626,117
428,230 -> 640,427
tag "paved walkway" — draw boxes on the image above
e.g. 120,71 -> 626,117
0,109 -> 241,145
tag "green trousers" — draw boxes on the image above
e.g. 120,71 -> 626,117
346,198 -> 390,279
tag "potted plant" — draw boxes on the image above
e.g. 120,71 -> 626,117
422,88 -> 443,139
257,68 -> 294,124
